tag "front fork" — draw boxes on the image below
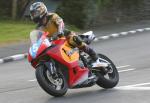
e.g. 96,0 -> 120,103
44,60 -> 58,77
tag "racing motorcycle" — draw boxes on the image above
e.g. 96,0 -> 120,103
28,30 -> 119,97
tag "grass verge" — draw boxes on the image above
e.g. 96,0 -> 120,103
0,19 -> 80,44
0,20 -> 35,44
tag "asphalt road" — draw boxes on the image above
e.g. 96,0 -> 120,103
0,31 -> 150,103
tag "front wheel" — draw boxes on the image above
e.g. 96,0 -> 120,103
96,54 -> 119,88
36,64 -> 68,97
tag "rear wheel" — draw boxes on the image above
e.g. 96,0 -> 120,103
36,64 -> 68,97
96,54 -> 119,88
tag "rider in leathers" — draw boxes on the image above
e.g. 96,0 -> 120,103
29,2 -> 102,67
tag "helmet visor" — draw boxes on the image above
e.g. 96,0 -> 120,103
30,10 -> 40,20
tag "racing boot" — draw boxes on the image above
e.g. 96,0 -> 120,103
81,45 -> 109,68
91,58 -> 109,68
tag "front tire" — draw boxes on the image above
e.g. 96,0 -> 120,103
36,64 -> 68,97
96,54 -> 119,88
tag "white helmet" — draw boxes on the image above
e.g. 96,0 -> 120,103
30,2 -> 48,23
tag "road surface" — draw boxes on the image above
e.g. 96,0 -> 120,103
0,31 -> 150,103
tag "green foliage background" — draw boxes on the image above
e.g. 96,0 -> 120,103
57,0 -> 142,28
0,0 -> 31,19
0,0 -> 146,28
56,0 -> 98,29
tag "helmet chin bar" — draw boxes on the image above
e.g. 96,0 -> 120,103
33,17 -> 40,23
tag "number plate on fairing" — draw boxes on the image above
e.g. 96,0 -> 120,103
29,38 -> 52,59
29,38 -> 42,59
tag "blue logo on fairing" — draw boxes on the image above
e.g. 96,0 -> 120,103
29,38 -> 42,59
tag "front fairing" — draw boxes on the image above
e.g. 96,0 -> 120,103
28,30 -> 51,62
29,38 -> 51,59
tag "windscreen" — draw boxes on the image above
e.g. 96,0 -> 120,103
30,30 -> 44,44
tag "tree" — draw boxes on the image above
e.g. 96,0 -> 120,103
0,0 -> 12,18
57,0 -> 144,28
0,0 -> 32,19
12,0 -> 17,19
56,0 -> 98,29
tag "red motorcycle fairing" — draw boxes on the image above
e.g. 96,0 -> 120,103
28,37 -> 89,88
46,39 -> 89,87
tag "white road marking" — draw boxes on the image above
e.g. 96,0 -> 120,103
11,54 -> 25,60
120,32 -> 128,35
136,29 -> 144,32
118,68 -> 136,73
100,36 -> 110,40
116,86 -> 150,90
116,82 -> 150,90
94,27 -> 150,42
0,59 -> 3,63
111,33 -> 120,37
117,65 -> 131,69
28,79 -> 37,82
128,30 -> 136,34
144,28 -> 150,31
118,82 -> 150,88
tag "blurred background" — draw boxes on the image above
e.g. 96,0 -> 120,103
0,0 -> 150,44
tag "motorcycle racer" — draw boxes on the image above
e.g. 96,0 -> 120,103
29,2 -> 106,68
